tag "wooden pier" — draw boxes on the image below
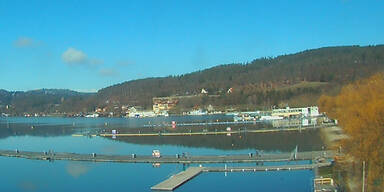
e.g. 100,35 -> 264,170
151,162 -> 332,191
0,149 -> 336,164
151,167 -> 204,191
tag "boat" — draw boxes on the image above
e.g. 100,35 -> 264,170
259,116 -> 284,121
233,113 -> 256,121
85,113 -> 99,118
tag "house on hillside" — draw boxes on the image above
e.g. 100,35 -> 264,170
152,97 -> 179,114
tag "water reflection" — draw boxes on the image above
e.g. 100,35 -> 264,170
0,117 -> 324,152
19,181 -> 39,191
0,123 -> 76,139
177,170 -> 314,192
66,162 -> 91,179
113,130 -> 324,152
100,144 -> 123,154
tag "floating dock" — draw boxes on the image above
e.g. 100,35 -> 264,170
99,128 -> 303,137
204,162 -> 331,172
97,125 -> 332,138
144,120 -> 260,128
0,149 -> 336,164
151,167 -> 204,191
151,162 -> 332,191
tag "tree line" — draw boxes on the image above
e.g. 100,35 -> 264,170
319,73 -> 384,191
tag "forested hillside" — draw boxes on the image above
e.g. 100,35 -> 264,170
0,89 -> 95,115
1,45 -> 384,115
97,45 -> 384,110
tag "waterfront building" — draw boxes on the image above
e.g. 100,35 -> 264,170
152,97 -> 179,114
272,106 -> 319,118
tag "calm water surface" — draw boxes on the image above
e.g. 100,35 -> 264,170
0,116 -> 322,192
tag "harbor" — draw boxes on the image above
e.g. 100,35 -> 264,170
0,146 -> 337,191
0,116 -> 339,191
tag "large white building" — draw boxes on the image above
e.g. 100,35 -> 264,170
271,106 -> 319,118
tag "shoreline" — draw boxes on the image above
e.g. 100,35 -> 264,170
320,125 -> 361,192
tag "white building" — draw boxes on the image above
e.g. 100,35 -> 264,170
126,110 -> 156,118
272,106 -> 319,118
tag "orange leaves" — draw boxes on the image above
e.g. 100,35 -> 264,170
318,73 -> 384,191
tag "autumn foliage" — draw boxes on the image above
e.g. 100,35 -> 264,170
318,73 -> 384,191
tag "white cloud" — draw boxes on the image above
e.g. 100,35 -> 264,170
62,47 -> 88,64
99,68 -> 119,77
14,37 -> 38,48
62,47 -> 104,67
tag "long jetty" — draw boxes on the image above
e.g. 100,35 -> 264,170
151,162 -> 332,191
144,121 -> 332,128
98,127 -> 309,137
93,125 -> 332,138
0,149 -> 336,164
144,120 -> 260,128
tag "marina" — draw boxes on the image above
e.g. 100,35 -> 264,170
0,116 -> 334,191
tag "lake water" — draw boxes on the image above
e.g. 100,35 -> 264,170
0,116 -> 323,192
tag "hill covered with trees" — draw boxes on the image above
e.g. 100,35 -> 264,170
0,89 -> 95,115
1,45 -> 384,115
96,45 -> 384,111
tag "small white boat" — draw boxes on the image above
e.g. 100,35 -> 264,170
259,116 -> 283,121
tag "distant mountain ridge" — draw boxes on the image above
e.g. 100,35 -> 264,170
0,89 -> 92,96
24,89 -> 93,96
0,89 -> 95,114
1,45 -> 384,115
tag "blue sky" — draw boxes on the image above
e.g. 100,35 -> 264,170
0,0 -> 383,92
